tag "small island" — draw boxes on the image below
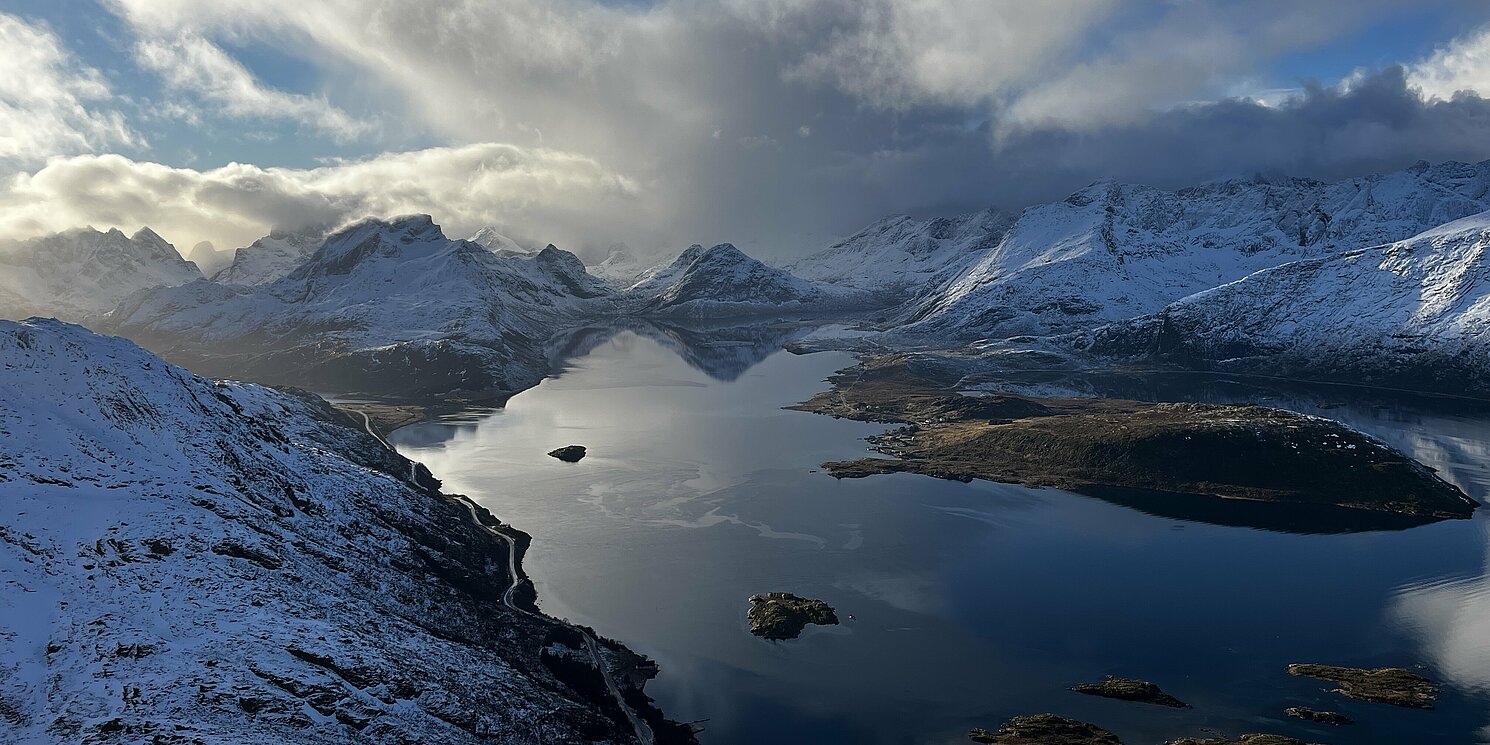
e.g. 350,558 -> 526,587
1287,663 -> 1438,709
791,356 -> 1477,531
547,445 -> 587,462
1072,676 -> 1189,708
747,592 -> 839,640
968,714 -> 1121,745
1284,707 -> 1353,725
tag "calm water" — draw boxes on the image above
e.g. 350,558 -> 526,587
391,326 -> 1490,744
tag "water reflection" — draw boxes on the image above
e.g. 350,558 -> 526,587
546,317 -> 816,382
391,331 -> 1490,744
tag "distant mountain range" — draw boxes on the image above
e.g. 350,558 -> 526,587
8,159 -> 1490,396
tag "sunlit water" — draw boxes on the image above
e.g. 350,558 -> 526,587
391,328 -> 1490,744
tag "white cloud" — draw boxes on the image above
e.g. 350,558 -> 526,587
135,34 -> 372,141
0,13 -> 140,164
0,144 -> 641,252
1409,25 -> 1490,101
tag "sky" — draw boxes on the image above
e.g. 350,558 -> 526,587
5,1 -> 1490,262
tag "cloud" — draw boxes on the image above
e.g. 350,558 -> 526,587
0,13 -> 140,165
0,143 -> 641,252
134,34 -> 372,141
1410,24 -> 1490,102
35,2 -> 1490,259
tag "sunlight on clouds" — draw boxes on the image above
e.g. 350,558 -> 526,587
1410,25 -> 1490,102
0,13 -> 140,164
0,144 -> 640,253
135,34 -> 374,142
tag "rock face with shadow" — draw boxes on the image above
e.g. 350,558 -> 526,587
792,355 -> 1477,532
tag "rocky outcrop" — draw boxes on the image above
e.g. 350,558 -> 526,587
1287,663 -> 1439,709
1071,676 -> 1189,708
746,592 -> 838,640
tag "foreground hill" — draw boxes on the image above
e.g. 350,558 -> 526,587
104,216 -> 616,397
793,160 -> 1490,340
0,227 -> 202,323
0,319 -> 674,743
1078,210 -> 1490,395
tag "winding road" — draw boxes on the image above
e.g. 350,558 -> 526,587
356,409 -> 655,745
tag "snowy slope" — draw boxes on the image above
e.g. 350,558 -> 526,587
0,227 -> 202,323
212,229 -> 326,286
789,208 -> 1017,297
0,319 -> 656,743
105,215 -> 616,396
624,243 -> 878,317
1078,210 -> 1490,394
589,244 -> 651,286
468,227 -> 533,257
892,160 -> 1490,339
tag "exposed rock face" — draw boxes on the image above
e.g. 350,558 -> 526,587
1072,676 -> 1189,708
1287,663 -> 1439,709
548,445 -> 588,462
0,319 -> 679,744
746,592 -> 839,640
793,356 -> 1477,530
0,226 -> 202,323
968,714 -> 1122,745
1285,707 -> 1353,725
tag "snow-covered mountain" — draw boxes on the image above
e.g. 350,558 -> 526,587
105,215 -> 616,397
624,242 -> 878,317
186,240 -> 231,276
468,226 -> 533,257
212,228 -> 326,286
1077,210 -> 1490,394
0,227 -> 203,323
881,160 -> 1490,339
589,243 -> 650,286
789,208 -> 1017,297
0,318 -> 664,743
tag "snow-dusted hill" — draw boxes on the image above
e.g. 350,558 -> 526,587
625,243 -> 879,317
0,319 -> 664,743
883,160 -> 1490,339
789,208 -> 1017,297
186,241 -> 231,276
212,229 -> 326,286
1077,210 -> 1490,394
0,227 -> 203,323
105,215 -> 616,396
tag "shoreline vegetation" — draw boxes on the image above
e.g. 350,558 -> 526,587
789,355 -> 1478,531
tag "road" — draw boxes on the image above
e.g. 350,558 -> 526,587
357,411 -> 655,744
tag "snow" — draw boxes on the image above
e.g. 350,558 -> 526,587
1079,209 -> 1490,393
0,227 -> 202,323
212,229 -> 327,286
873,160 -> 1490,339
105,215 -> 617,396
588,243 -> 651,286
0,319 -> 643,743
624,242 -> 880,317
467,227 -> 533,257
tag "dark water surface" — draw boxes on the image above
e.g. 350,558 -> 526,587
391,329 -> 1490,744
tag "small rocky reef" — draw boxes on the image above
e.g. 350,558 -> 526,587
1072,676 -> 1189,708
548,445 -> 588,462
746,592 -> 839,640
